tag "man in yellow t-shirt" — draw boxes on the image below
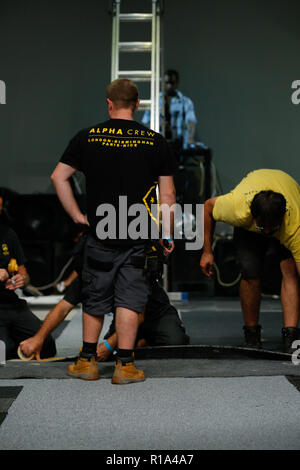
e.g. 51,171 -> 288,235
200,169 -> 300,353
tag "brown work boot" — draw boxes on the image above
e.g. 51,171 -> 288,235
67,352 -> 99,381
111,357 -> 145,385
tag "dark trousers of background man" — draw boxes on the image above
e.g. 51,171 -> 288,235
0,304 -> 56,359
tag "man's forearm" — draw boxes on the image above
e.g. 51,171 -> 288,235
203,199 -> 216,253
63,270 -> 78,287
160,194 -> 176,238
106,332 -> 117,349
52,178 -> 82,223
18,266 -> 30,288
157,176 -> 176,241
23,273 -> 30,287
187,121 -> 196,145
36,300 -> 73,341
296,262 -> 300,278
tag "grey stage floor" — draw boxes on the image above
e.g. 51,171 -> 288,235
1,296 -> 300,451
1,376 -> 300,450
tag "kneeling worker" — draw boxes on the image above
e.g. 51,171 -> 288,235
19,234 -> 189,361
19,277 -> 189,362
200,169 -> 300,352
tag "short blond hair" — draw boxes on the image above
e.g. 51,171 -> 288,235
106,78 -> 139,111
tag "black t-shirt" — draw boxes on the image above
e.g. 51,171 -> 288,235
60,119 -> 177,244
0,224 -> 27,308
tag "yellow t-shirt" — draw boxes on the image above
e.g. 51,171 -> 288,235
213,169 -> 300,261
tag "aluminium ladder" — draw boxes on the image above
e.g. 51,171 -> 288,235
110,0 -> 162,133
110,1 -> 169,290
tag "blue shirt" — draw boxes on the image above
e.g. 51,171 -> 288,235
141,90 -> 197,149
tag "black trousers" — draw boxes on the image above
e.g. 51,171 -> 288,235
0,302 -> 56,360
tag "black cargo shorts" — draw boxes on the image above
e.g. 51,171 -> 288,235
233,227 -> 292,279
81,236 -> 151,316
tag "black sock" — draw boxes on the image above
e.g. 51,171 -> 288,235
117,348 -> 133,363
82,341 -> 97,356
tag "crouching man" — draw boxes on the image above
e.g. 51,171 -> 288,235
200,169 -> 300,352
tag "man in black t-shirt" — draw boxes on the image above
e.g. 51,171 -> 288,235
0,223 -> 56,360
51,78 -> 177,384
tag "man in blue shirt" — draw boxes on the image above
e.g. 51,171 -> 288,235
142,69 -> 197,149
